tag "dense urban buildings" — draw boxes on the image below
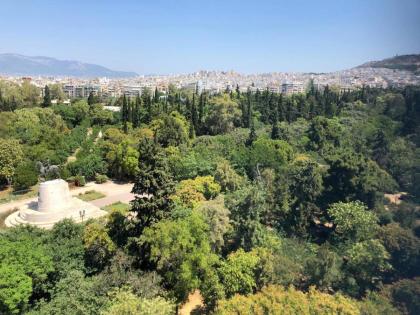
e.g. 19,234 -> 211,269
1,65 -> 419,100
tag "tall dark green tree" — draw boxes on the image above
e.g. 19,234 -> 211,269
246,118 -> 257,147
243,90 -> 252,128
286,98 -> 293,123
370,129 -> 390,168
133,95 -> 141,128
191,94 -> 198,129
121,95 -> 129,133
190,94 -> 198,137
131,137 -> 175,235
142,91 -> 152,123
226,183 -> 267,251
271,107 -> 280,140
185,96 -> 191,120
278,94 -> 285,122
127,98 -> 133,124
198,92 -> 205,129
87,92 -> 95,106
42,85 -> 51,107
153,87 -> 159,103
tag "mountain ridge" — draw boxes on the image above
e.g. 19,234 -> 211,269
356,54 -> 420,74
0,53 -> 138,78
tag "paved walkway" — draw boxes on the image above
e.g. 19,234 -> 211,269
90,191 -> 134,207
0,181 -> 134,215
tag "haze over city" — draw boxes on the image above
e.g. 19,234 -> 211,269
1,1 -> 420,315
1,0 -> 420,74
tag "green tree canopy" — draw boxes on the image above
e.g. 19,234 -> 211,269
131,137 -> 175,234
328,201 -> 379,243
0,138 -> 23,184
140,211 -> 217,303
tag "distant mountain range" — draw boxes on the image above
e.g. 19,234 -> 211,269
357,54 -> 420,74
1,53 -> 419,78
0,53 -> 138,78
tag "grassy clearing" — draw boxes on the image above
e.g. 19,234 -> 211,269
102,201 -> 130,213
0,185 -> 39,205
77,190 -> 106,201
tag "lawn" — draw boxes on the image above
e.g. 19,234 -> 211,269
102,201 -> 130,213
77,190 -> 106,201
0,185 -> 39,205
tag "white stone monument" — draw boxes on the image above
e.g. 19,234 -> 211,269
5,179 -> 107,229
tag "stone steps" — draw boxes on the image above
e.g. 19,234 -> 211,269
5,207 -> 107,229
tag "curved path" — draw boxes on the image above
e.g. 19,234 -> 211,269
0,181 -> 134,215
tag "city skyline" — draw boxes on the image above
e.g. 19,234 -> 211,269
1,0 -> 419,75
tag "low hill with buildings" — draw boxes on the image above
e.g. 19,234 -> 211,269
0,53 -> 138,78
357,54 -> 420,74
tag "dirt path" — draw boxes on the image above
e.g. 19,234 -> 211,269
66,128 -> 100,164
384,192 -> 407,205
179,290 -> 204,315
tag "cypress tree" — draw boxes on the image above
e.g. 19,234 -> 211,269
164,93 -> 168,113
87,91 -> 95,106
246,120 -> 257,147
278,94 -> 285,121
189,121 -> 195,139
246,92 -> 252,128
297,97 -> 306,118
286,99 -> 291,123
42,85 -> 51,107
131,137 -> 175,235
246,100 -> 257,147
371,130 -> 390,168
122,95 -> 129,133
191,94 -> 198,132
185,97 -> 191,120
268,92 -> 276,123
176,93 -> 180,113
255,89 -> 261,103
198,93 -> 205,127
128,98 -> 133,123
133,95 -> 141,128
145,95 -> 152,123
236,84 -> 240,99
308,97 -> 316,120
271,107 -> 280,140
154,87 -> 159,103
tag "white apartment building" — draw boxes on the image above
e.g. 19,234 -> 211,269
281,81 -> 305,95
63,84 -> 101,98
123,85 -> 142,98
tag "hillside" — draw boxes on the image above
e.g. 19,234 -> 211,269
357,54 -> 420,73
0,53 -> 138,78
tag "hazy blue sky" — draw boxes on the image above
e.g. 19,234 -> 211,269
1,0 -> 419,74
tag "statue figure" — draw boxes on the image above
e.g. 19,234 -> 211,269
36,160 -> 61,181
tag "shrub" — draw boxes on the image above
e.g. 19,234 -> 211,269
74,175 -> 86,187
13,162 -> 38,191
59,166 -> 71,180
95,174 -> 108,184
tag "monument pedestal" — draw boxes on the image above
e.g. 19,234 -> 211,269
5,179 -> 107,229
